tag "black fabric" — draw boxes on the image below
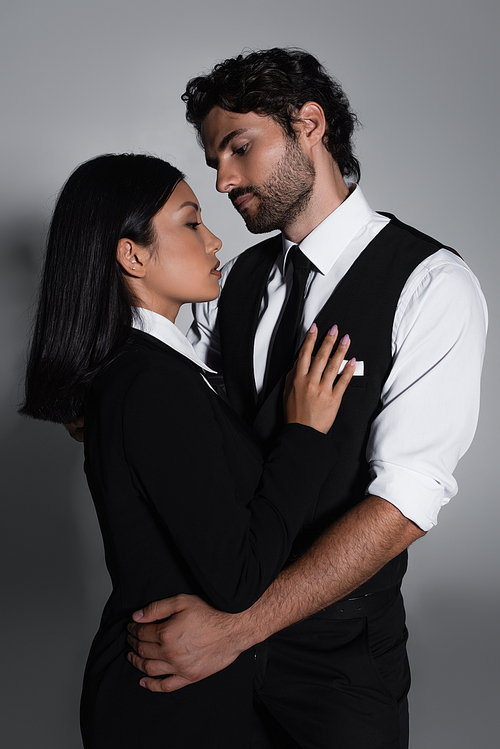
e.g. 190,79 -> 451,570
80,329 -> 336,748
219,216 -> 445,598
253,592 -> 410,749
216,214 -> 452,747
311,585 -> 399,620
219,234 -> 282,425
264,246 -> 314,402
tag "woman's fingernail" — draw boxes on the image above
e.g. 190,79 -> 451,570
349,357 -> 356,367
309,323 -> 317,333
341,334 -> 349,345
328,325 -> 338,336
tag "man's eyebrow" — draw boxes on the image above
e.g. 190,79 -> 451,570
177,201 -> 199,212
206,128 -> 250,168
218,128 -> 249,151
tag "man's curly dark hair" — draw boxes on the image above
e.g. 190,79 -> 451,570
182,47 -> 361,183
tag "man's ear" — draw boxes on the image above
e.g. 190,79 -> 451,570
116,238 -> 148,277
295,101 -> 326,150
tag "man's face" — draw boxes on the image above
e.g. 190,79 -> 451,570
201,107 -> 315,234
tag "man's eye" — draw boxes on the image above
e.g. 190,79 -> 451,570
235,143 -> 248,155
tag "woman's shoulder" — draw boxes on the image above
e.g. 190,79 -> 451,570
93,330 -> 206,396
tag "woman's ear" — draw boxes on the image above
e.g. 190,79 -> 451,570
116,238 -> 147,277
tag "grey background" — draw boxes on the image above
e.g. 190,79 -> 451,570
1,1 -> 498,746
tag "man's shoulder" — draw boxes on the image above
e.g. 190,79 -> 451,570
379,214 -> 482,282
377,212 -> 451,252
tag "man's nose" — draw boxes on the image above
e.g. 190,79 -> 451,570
216,162 -> 240,193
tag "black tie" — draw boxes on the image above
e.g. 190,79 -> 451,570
264,245 -> 314,400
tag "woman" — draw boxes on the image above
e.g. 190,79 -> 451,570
20,154 -> 355,747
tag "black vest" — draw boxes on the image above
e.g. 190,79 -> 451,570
218,215 -> 450,595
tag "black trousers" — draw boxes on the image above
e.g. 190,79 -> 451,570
252,592 -> 410,749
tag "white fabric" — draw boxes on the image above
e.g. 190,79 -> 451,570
188,187 -> 488,530
132,307 -> 216,374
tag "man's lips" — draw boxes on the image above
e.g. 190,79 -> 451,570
232,193 -> 254,211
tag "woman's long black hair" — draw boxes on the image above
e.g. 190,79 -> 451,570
19,153 -> 183,423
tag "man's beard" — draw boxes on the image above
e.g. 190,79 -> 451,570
230,138 -> 315,234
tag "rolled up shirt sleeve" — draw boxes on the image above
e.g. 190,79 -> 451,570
366,250 -> 488,531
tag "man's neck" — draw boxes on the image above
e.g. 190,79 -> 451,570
283,166 -> 351,245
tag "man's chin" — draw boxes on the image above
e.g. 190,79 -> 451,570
242,214 -> 277,234
234,198 -> 274,234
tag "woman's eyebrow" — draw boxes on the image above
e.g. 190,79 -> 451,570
176,201 -> 199,212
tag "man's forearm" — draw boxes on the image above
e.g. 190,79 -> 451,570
231,495 -> 426,650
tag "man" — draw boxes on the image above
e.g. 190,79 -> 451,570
127,48 -> 487,747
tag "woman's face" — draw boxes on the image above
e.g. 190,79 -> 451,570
141,180 -> 222,322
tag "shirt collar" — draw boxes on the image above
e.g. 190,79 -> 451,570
131,307 -> 217,374
281,184 -> 378,275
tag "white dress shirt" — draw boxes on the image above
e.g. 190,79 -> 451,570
188,186 -> 488,530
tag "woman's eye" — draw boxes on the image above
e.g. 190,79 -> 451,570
187,222 -> 202,230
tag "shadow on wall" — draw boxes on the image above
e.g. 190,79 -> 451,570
0,214 -> 45,429
406,587 -> 500,748
0,216 -> 109,748
0,419 -> 91,748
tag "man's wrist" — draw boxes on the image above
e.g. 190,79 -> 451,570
225,597 -> 281,652
229,584 -> 297,649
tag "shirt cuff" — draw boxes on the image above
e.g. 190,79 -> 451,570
366,461 -> 457,532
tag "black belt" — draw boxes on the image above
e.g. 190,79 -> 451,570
312,585 -> 400,620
